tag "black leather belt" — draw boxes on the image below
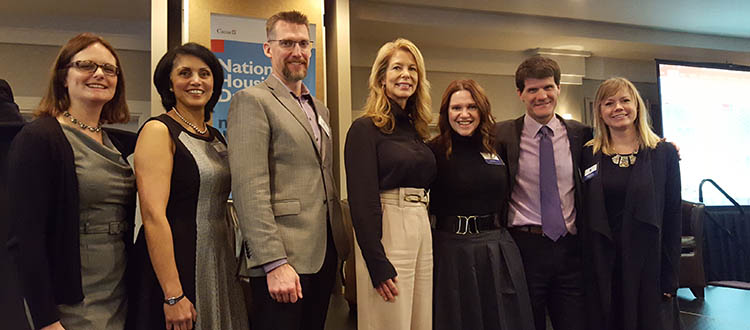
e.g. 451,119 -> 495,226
509,225 -> 544,235
434,214 -> 498,234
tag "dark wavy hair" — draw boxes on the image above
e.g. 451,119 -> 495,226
153,42 -> 224,122
430,79 -> 495,159
35,32 -> 129,124
515,56 -> 561,92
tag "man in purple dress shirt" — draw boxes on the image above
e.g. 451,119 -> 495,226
495,56 -> 593,330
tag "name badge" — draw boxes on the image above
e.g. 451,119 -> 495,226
318,114 -> 331,137
584,163 -> 598,181
211,140 -> 228,157
480,152 -> 504,165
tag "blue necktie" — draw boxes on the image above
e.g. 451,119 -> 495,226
539,126 -> 567,241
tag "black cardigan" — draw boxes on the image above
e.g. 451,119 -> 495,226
6,116 -> 136,328
580,142 -> 682,330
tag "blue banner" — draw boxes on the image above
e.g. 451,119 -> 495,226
210,13 -> 316,137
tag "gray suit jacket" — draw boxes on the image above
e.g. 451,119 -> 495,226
227,76 -> 348,277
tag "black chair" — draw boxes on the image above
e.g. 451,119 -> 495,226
679,200 -> 706,299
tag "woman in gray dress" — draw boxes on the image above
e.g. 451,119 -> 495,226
6,33 -> 135,330
128,43 -> 248,330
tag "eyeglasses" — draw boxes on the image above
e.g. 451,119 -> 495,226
268,39 -> 314,50
68,60 -> 120,76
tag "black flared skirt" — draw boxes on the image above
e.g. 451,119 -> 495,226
432,227 -> 535,330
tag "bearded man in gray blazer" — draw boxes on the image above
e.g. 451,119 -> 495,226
227,10 -> 348,330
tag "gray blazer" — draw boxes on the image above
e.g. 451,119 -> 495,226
227,76 -> 348,277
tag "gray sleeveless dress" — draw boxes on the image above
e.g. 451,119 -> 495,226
58,125 -> 135,329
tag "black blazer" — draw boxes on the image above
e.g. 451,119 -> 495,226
580,142 -> 681,330
493,114 -> 593,228
6,117 -> 136,327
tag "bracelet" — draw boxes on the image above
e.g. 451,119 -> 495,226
164,293 -> 185,305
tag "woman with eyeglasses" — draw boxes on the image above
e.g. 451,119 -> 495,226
127,42 -> 249,330
344,38 -> 436,330
6,33 -> 135,330
428,79 -> 534,330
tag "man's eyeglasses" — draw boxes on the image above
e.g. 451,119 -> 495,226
268,39 -> 314,50
68,60 -> 120,76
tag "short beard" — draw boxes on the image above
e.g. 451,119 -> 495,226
282,62 -> 307,82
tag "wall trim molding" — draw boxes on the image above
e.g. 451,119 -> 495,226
0,26 -> 149,51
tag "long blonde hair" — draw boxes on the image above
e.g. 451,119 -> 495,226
586,77 -> 661,154
361,38 -> 432,140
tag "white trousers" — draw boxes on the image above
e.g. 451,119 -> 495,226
354,188 -> 433,330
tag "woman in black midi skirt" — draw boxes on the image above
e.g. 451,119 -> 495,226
428,79 -> 534,330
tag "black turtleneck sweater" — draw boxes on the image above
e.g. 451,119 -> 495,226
344,100 -> 436,287
429,132 -> 509,217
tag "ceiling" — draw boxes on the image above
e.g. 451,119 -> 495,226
0,0 -> 150,35
0,0 -> 748,64
374,0 -> 750,38
351,0 -> 750,65
0,0 -> 149,22
3,0 -> 745,38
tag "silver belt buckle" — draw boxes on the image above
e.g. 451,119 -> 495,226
456,216 -> 478,235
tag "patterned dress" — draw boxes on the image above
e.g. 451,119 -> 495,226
128,114 -> 248,330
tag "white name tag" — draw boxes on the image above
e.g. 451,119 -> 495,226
318,114 -> 331,137
480,152 -> 504,165
584,163 -> 598,181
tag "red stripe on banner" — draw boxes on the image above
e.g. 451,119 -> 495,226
211,39 -> 225,53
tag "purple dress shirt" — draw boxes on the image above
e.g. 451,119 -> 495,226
508,114 -> 577,235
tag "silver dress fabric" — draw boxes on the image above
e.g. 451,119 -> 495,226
58,125 -> 135,330
178,131 -> 248,330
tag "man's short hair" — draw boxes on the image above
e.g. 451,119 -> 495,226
266,11 -> 309,39
515,56 -> 561,91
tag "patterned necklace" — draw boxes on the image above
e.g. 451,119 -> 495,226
63,111 -> 102,133
611,150 -> 638,168
172,107 -> 207,135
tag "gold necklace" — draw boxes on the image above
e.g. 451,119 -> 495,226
172,107 -> 207,135
611,150 -> 637,168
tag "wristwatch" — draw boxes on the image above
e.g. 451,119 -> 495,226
164,293 -> 185,305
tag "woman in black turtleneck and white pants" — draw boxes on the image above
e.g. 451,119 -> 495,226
344,38 -> 435,330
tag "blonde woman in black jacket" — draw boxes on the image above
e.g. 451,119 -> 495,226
581,77 -> 681,330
